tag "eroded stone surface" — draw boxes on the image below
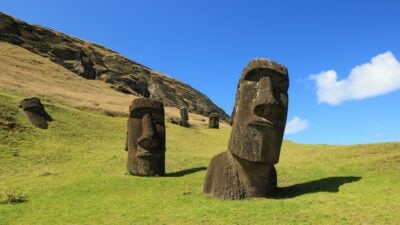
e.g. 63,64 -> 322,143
204,58 -> 289,199
19,97 -> 52,129
125,98 -> 166,176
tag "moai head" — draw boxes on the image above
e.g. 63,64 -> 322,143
126,98 -> 166,176
19,97 -> 52,129
179,107 -> 190,127
228,59 -> 289,164
180,107 -> 188,121
208,113 -> 220,129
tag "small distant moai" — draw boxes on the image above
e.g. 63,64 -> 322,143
203,59 -> 289,199
179,107 -> 190,127
19,97 -> 53,129
125,98 -> 166,176
208,113 -> 219,129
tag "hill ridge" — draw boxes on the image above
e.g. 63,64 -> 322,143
0,12 -> 229,121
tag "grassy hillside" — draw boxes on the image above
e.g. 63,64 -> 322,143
1,91 -> 399,225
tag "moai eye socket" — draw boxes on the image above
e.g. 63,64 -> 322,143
244,69 -> 261,81
244,69 -> 272,82
244,68 -> 288,89
130,107 -> 147,118
131,107 -> 164,120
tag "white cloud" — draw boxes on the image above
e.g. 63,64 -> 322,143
285,116 -> 308,135
310,51 -> 400,105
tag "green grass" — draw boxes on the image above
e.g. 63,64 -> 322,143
1,91 -> 399,225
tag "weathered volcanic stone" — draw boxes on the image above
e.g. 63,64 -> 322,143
203,58 -> 289,199
179,107 -> 190,127
19,97 -> 53,129
208,113 -> 219,129
125,98 -> 166,176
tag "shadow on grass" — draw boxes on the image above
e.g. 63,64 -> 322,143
165,166 -> 207,177
274,176 -> 362,199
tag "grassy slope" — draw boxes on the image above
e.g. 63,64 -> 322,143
1,91 -> 399,225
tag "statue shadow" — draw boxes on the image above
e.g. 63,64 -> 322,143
165,166 -> 207,177
273,176 -> 362,199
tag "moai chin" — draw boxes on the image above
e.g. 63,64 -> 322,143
203,58 -> 289,199
125,98 -> 166,176
208,113 -> 219,129
19,97 -> 53,129
179,107 -> 190,127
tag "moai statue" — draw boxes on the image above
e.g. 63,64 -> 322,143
179,107 -> 190,127
125,98 -> 166,176
208,113 -> 219,129
19,97 -> 53,129
203,59 -> 289,199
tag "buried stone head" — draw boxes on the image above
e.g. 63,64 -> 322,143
19,97 -> 53,129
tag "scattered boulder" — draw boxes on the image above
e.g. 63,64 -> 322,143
125,98 -> 166,176
169,117 -> 180,125
208,113 -> 219,129
19,97 -> 52,129
203,58 -> 289,199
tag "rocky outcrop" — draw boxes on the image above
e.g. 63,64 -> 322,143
0,12 -> 228,121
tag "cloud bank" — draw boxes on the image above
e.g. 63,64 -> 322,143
310,51 -> 400,105
285,116 -> 308,135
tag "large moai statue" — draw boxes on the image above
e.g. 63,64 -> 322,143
19,97 -> 53,129
203,58 -> 289,199
208,113 -> 219,129
125,98 -> 166,176
179,107 -> 190,127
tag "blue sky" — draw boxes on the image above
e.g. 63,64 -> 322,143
1,0 -> 400,144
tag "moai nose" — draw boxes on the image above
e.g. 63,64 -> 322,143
252,77 -> 279,118
138,113 -> 159,149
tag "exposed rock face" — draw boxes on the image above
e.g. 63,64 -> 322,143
208,113 -> 219,129
0,12 -> 228,121
125,98 -> 166,176
19,97 -> 53,129
179,107 -> 190,127
203,58 -> 289,199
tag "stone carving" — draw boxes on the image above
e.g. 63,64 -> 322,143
19,97 -> 53,129
208,113 -> 219,129
203,59 -> 289,199
179,107 -> 190,127
125,98 -> 166,176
